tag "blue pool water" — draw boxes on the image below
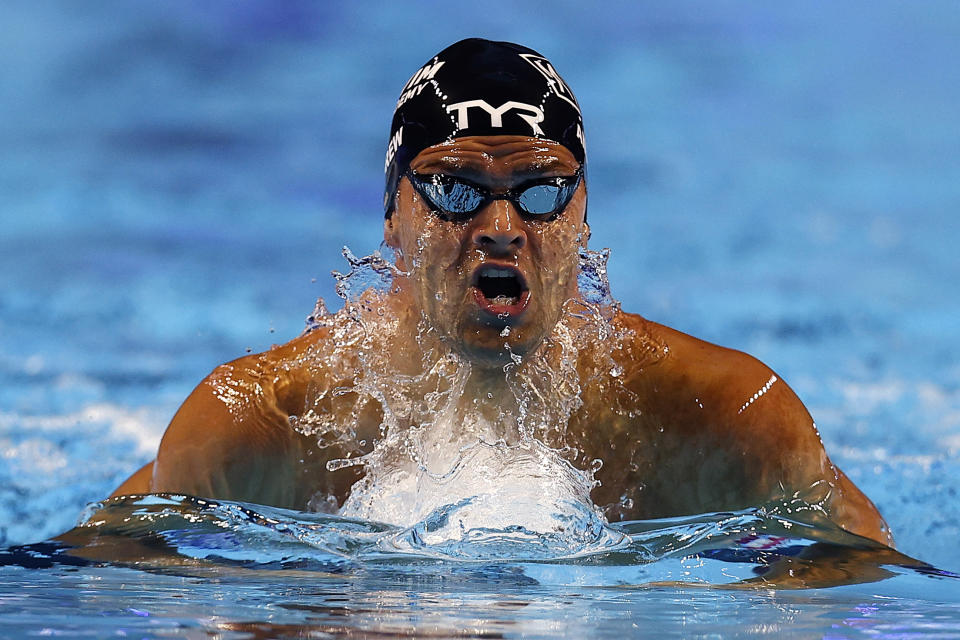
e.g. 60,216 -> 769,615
2,1 -> 960,636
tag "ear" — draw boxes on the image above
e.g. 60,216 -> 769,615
384,215 -> 400,249
578,222 -> 591,249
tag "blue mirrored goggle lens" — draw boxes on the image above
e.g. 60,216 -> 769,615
409,172 -> 579,221
516,183 -> 566,215
417,175 -> 485,214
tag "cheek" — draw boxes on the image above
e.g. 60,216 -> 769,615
402,223 -> 466,311
534,223 -> 583,292
400,219 -> 460,271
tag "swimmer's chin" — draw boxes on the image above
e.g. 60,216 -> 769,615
456,345 -> 526,369
450,329 -> 545,369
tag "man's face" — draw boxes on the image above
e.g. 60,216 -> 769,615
385,135 -> 588,367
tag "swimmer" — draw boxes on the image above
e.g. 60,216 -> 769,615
112,39 -> 892,546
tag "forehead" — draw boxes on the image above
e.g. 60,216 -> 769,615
409,135 -> 580,184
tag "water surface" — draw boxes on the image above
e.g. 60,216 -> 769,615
2,1 -> 959,636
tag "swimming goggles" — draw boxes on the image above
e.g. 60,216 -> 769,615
405,168 -> 582,222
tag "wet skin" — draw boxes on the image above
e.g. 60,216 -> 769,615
112,135 -> 893,547
385,136 -> 588,367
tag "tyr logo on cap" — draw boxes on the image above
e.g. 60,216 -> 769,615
445,100 -> 545,135
384,39 -> 586,217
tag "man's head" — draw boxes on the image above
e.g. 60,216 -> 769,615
384,38 -> 586,216
383,39 -> 588,367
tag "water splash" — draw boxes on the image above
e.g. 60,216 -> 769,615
332,244 -> 402,304
284,244 -> 639,554
577,247 -> 618,314
341,439 -> 607,531
33,494 -> 952,590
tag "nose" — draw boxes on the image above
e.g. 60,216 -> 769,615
471,200 -> 527,255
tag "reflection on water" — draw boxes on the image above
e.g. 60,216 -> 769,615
0,488 -> 948,638
9,493 -> 948,587
2,493 -> 958,637
3,561 -> 956,640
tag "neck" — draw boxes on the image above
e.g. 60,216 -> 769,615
374,284 -> 587,444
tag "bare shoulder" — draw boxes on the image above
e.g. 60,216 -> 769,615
613,311 -> 791,414
147,327 -> 336,505
611,311 -> 828,494
221,325 -> 334,378
608,311 -> 891,545
166,324 -> 339,450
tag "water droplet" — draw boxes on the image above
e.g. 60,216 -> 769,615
577,247 -> 615,309
333,246 -> 400,303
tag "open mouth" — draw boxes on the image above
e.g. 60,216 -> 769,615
471,265 -> 531,317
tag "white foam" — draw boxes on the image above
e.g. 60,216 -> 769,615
340,439 -> 597,531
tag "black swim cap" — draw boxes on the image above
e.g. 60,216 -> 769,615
384,38 -> 585,217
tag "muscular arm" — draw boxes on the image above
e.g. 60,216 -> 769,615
594,314 -> 892,546
150,354 -> 303,506
714,357 -> 890,545
110,330 -> 368,509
